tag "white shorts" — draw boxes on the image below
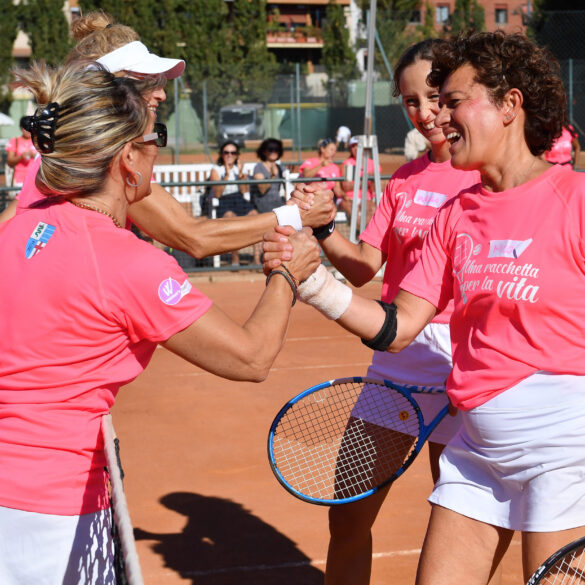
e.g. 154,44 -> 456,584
356,322 -> 461,445
0,506 -> 115,585
430,372 -> 585,531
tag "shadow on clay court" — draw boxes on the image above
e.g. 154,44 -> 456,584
134,492 -> 324,585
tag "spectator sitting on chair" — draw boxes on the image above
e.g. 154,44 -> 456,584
299,138 -> 341,193
208,141 -> 260,266
250,138 -> 286,215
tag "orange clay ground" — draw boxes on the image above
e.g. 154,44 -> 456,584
112,272 -> 523,585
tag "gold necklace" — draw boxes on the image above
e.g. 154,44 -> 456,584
70,200 -> 123,229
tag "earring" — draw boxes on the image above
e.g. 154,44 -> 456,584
126,171 -> 143,188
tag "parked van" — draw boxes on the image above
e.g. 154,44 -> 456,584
218,103 -> 264,147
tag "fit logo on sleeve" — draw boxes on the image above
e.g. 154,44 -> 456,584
158,278 -> 192,306
25,222 -> 56,259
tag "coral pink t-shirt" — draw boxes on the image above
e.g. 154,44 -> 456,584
341,156 -> 380,200
401,164 -> 585,410
0,200 -> 212,515
299,157 -> 341,190
360,155 -> 480,323
5,137 -> 37,185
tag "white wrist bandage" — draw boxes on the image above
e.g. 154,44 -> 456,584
273,204 -> 302,231
297,264 -> 352,320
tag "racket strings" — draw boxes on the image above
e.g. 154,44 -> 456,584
539,546 -> 585,584
272,381 -> 421,501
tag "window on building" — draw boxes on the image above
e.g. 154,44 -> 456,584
436,5 -> 449,24
409,10 -> 422,24
495,7 -> 508,25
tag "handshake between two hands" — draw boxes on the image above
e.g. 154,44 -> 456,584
262,182 -> 337,279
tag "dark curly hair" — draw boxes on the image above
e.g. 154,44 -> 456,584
428,31 -> 566,156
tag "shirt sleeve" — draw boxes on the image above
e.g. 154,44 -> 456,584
105,239 -> 213,344
360,180 -> 396,252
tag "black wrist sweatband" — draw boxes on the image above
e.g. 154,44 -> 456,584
313,220 -> 335,241
361,301 -> 397,351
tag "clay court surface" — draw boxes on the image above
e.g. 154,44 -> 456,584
113,272 -> 523,585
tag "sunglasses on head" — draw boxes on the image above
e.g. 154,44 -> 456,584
135,122 -> 167,147
319,138 -> 334,149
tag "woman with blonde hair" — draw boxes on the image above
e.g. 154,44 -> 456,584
0,60 -> 319,585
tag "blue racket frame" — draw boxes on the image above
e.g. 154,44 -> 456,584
268,376 -> 448,505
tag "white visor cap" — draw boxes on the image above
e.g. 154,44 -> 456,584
96,41 -> 185,80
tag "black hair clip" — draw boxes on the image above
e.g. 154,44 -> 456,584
27,102 -> 60,154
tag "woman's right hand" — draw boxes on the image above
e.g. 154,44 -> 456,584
282,227 -> 321,284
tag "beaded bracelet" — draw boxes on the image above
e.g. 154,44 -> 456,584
266,269 -> 297,306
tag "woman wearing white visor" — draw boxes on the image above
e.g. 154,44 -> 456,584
1,11 -> 334,259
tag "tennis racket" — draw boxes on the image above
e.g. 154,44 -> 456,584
267,376 -> 449,505
527,535 -> 585,584
102,414 -> 145,585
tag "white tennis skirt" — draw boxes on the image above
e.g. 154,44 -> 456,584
430,371 -> 585,531
0,505 -> 115,585
355,321 -> 461,445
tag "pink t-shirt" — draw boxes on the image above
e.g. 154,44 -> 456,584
0,200 -> 212,515
5,136 -> 38,185
401,164 -> 585,410
341,156 -> 380,200
361,155 -> 480,323
544,126 -> 575,165
299,157 -> 341,190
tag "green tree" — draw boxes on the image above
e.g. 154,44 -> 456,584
19,0 -> 72,65
81,0 -> 278,134
0,2 -> 19,113
448,0 -> 486,34
322,0 -> 359,106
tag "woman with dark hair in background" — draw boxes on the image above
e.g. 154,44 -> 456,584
208,140 -> 260,265
250,138 -> 285,214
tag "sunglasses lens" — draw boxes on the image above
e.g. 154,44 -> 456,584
154,123 -> 167,147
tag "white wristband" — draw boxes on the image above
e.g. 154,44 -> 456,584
273,204 -> 302,231
297,264 -> 352,320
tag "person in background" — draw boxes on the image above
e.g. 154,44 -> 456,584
0,11 -> 335,262
250,138 -> 286,214
0,60 -> 320,585
336,125 -> 352,151
208,140 -> 259,266
337,135 -> 380,228
404,127 -> 431,161
299,138 -> 341,193
543,122 -> 581,168
5,117 -> 38,190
